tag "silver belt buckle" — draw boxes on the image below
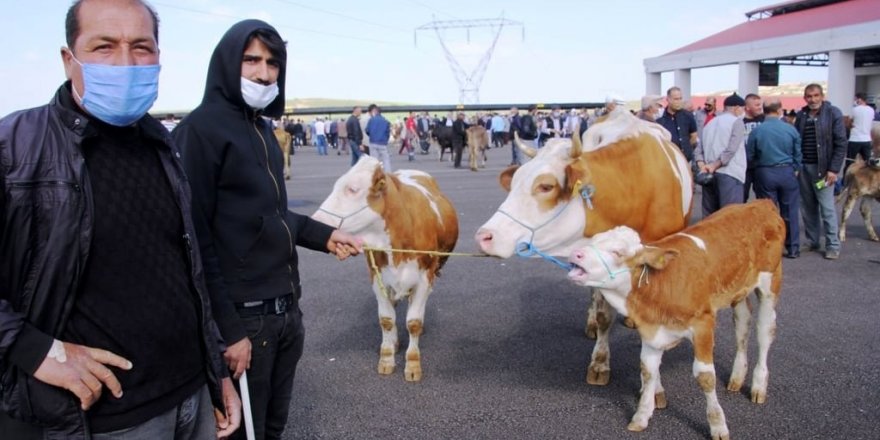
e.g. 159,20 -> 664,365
274,296 -> 288,314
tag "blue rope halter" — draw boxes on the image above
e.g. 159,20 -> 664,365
497,180 -> 596,271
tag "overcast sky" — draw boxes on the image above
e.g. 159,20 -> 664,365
0,0 -> 829,116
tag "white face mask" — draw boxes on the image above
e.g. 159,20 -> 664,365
241,77 -> 279,109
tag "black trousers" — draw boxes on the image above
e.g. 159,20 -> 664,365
452,139 -> 465,168
231,304 -> 305,440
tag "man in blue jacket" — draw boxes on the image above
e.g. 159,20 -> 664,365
364,104 -> 392,171
747,98 -> 803,258
173,19 -> 362,440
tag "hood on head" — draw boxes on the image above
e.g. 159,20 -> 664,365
201,19 -> 286,118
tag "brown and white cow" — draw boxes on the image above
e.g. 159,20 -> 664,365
475,110 -> 693,384
466,125 -> 490,171
839,122 -> 880,242
568,200 -> 785,439
312,155 -> 458,381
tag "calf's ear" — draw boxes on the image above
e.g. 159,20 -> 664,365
370,167 -> 387,197
499,166 -> 518,192
632,247 -> 679,270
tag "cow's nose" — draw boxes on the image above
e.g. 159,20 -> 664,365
475,228 -> 493,253
572,250 -> 585,262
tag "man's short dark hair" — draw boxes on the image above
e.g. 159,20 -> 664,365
66,0 -> 160,48
745,93 -> 761,102
804,83 -> 824,95
352,106 -> 361,112
246,28 -> 287,68
855,92 -> 867,102
666,86 -> 682,97
368,104 -> 379,113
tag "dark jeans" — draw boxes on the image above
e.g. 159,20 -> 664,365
0,384 -> 215,440
844,141 -> 872,176
231,304 -> 305,440
452,139 -> 465,168
349,139 -> 362,166
755,166 -> 800,255
743,167 -> 754,202
701,172 -> 744,218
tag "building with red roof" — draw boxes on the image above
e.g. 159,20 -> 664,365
644,0 -> 880,114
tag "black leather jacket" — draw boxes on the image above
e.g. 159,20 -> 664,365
795,101 -> 848,178
0,85 -> 227,439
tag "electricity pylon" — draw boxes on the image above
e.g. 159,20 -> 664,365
415,14 -> 524,104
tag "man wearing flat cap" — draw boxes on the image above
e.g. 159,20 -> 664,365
695,93 -> 748,217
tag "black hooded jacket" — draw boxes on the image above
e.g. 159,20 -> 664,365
173,20 -> 334,344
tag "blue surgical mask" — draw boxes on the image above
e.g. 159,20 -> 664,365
70,53 -> 160,126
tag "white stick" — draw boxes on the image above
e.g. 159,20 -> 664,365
238,371 -> 256,440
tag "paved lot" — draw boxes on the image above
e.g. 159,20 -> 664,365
280,144 -> 879,440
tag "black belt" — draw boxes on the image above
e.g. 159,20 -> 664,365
235,293 -> 295,317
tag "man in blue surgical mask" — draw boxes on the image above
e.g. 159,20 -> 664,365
173,20 -> 363,440
0,0 -> 241,438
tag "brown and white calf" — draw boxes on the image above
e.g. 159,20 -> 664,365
466,125 -> 490,171
312,156 -> 458,381
568,200 -> 785,439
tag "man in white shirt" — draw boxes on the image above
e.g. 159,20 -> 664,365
844,92 -> 875,177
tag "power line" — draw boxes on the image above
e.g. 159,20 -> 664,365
405,0 -> 459,20
272,0 -> 410,34
151,2 -> 401,45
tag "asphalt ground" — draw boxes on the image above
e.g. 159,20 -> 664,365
280,142 -> 879,440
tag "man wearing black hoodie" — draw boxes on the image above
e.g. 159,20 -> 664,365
173,20 -> 362,440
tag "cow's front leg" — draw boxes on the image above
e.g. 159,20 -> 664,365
693,319 -> 729,440
374,283 -> 398,375
628,343 -> 664,432
838,191 -> 857,242
404,282 -> 431,382
585,288 -> 599,339
861,198 -> 879,241
586,295 -> 613,385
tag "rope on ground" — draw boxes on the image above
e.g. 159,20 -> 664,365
362,245 -> 491,300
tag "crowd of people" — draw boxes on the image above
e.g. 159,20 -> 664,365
653,84 -> 879,261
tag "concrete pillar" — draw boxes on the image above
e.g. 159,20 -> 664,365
828,50 -> 855,115
646,72 -> 662,96
738,61 -> 760,96
674,69 -> 692,100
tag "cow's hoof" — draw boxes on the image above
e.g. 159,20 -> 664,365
710,427 -> 730,440
404,362 -> 422,382
585,326 -> 597,340
654,391 -> 667,409
750,389 -> 767,404
470,167 -> 477,172
586,368 -> 610,386
378,361 -> 395,375
869,235 -> 880,242
626,420 -> 648,432
727,379 -> 743,392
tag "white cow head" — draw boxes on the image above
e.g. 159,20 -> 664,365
475,135 -> 591,258
567,226 -> 643,290
312,156 -> 386,237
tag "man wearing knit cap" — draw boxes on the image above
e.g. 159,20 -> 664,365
695,92 -> 747,217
